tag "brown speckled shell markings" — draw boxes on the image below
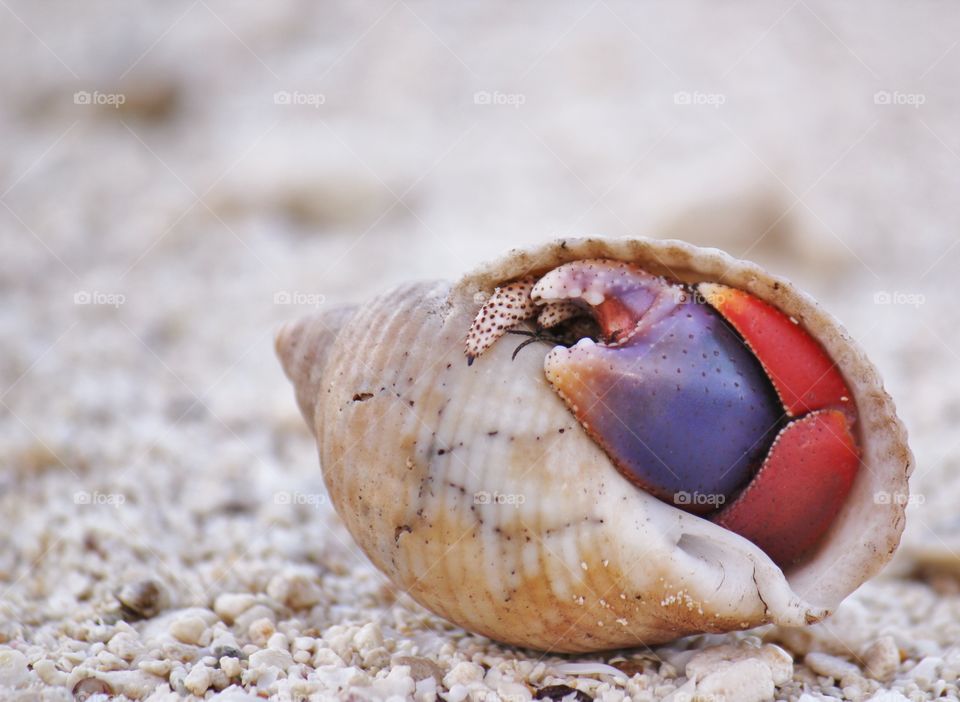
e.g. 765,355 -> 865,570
276,237 -> 913,653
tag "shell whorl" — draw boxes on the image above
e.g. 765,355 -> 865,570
276,237 -> 912,652
276,305 -> 358,434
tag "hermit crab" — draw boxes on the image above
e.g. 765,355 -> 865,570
276,237 -> 911,652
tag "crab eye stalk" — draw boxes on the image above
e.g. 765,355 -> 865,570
466,259 -> 861,568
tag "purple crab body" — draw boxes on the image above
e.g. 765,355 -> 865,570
544,303 -> 783,512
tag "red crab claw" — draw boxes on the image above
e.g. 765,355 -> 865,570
698,283 -> 854,421
712,409 -> 859,566
700,283 -> 860,566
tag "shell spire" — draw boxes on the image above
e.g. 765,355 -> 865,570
276,305 -> 356,433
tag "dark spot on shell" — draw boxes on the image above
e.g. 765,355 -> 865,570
352,392 -> 373,402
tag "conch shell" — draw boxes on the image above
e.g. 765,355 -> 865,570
276,237 -> 912,652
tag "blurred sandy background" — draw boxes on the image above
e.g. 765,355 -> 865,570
3,1 -> 960,700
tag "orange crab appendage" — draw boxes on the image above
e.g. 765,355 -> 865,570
703,284 -> 860,567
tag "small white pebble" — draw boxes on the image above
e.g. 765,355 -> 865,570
842,683 -> 864,700
292,636 -> 315,653
497,680 -> 532,701
695,658 -> 774,702
312,648 -> 345,667
865,691 -> 911,702
805,651 -> 863,686
234,604 -> 276,633
32,659 -> 66,686
213,593 -> 257,624
248,618 -> 276,647
266,571 -> 322,610
183,663 -> 213,695
551,662 -> 627,679
446,683 -> 470,702
862,636 -> 900,681
169,616 -> 206,646
760,644 -> 794,685
686,642 -> 793,685
139,659 -> 172,677
354,622 -> 383,652
443,661 -> 484,688
219,656 -> 242,678
107,631 -> 142,662
907,656 -> 942,687
248,648 -> 294,672
267,632 -> 288,651
0,650 -> 29,687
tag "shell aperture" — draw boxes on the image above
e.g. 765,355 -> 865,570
466,258 -> 860,567
534,261 -> 784,514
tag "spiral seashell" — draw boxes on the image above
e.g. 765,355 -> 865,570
276,237 -> 912,652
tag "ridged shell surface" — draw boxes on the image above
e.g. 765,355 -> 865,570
276,237 -> 912,652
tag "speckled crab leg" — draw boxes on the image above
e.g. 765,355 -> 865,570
464,278 -> 537,364
465,279 -> 589,363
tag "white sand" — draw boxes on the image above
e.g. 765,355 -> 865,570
3,2 -> 960,700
